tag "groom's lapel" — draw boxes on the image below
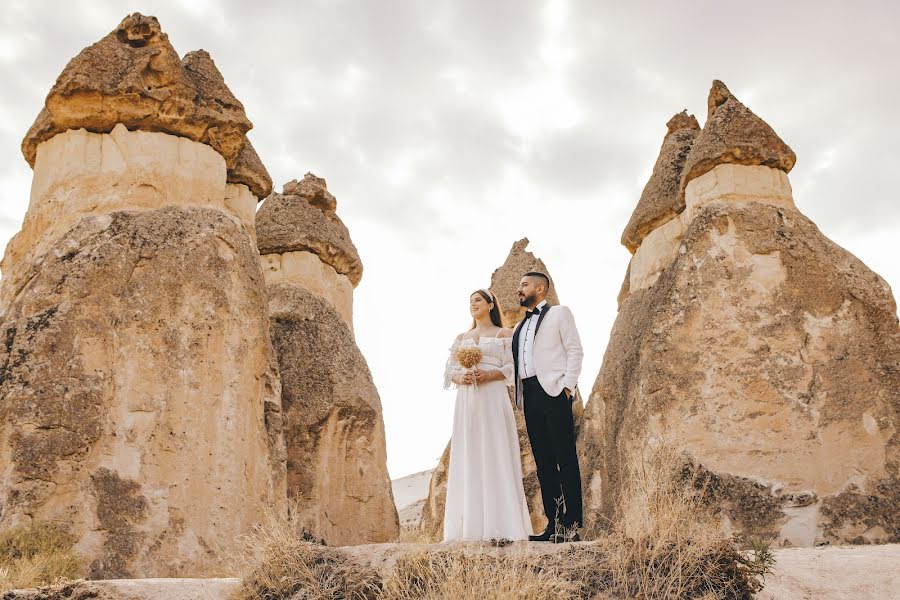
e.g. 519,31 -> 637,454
511,318 -> 526,408
512,318 -> 526,366
534,304 -> 552,337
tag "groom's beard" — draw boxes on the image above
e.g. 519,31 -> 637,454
519,293 -> 536,308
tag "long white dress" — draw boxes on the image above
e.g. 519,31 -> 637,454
442,334 -> 533,542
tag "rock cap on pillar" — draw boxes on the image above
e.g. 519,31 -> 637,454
621,111 -> 700,253
256,174 -> 363,286
680,80 -> 796,196
21,12 -> 271,197
283,173 -> 337,212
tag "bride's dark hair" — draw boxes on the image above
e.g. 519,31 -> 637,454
470,289 -> 504,330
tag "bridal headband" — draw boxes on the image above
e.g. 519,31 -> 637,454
479,289 -> 495,302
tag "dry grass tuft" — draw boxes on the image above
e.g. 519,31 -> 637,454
397,525 -> 432,545
0,521 -> 86,592
381,547 -> 577,600
228,508 -> 380,600
596,445 -> 769,599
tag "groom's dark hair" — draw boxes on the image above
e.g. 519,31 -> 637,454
523,271 -> 551,291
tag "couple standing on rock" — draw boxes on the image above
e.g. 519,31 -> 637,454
442,272 -> 584,543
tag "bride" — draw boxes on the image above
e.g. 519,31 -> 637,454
442,289 -> 532,542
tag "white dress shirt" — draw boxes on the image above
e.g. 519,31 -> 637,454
517,300 -> 547,379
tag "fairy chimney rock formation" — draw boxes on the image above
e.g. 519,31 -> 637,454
256,174 -> 361,329
258,178 -> 399,545
0,13 -> 285,578
420,238 -> 582,540
626,81 -> 798,293
578,80 -> 900,547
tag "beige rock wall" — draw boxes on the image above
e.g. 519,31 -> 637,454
629,164 -> 795,292
0,128 -> 285,577
267,284 -> 398,545
257,176 -> 398,545
0,126 -> 259,312
260,250 -> 354,330
579,163 -> 900,546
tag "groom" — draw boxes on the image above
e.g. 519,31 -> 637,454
512,272 -> 584,543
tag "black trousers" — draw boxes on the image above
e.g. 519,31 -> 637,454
522,376 -> 583,529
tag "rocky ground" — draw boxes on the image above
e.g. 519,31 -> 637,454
6,544 -> 899,599
757,544 -> 900,599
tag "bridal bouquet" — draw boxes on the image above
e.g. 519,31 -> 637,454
456,346 -> 483,370
454,344 -> 483,388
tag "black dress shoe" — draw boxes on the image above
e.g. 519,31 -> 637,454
551,531 -> 581,544
528,525 -> 556,542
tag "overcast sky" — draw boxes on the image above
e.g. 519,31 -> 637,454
1,0 -> 898,480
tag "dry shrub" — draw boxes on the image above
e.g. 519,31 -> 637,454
0,521 -> 86,592
381,547 -> 577,600
597,445 -> 768,599
228,507 -> 380,600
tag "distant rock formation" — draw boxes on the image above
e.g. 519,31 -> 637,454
257,176 -> 399,545
419,239 -> 584,539
488,238 -> 561,325
0,14 -> 285,577
578,80 -> 900,546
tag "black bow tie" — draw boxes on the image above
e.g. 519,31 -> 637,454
526,307 -> 542,318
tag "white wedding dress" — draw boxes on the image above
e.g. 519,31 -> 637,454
442,333 -> 532,542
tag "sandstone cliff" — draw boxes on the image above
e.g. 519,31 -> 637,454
0,14 -> 285,577
419,239 -> 584,539
257,176 -> 399,545
578,81 -> 900,546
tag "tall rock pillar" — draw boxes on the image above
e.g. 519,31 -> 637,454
257,174 -> 399,545
578,81 -> 899,546
0,14 -> 285,577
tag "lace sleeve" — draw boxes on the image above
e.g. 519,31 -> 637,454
500,337 -> 515,386
443,337 -> 463,390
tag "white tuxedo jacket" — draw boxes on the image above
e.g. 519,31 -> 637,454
512,304 -> 584,410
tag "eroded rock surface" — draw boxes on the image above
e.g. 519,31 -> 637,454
259,177 -> 398,545
0,14 -> 284,577
267,286 -> 398,544
488,238 -> 559,326
0,209 -> 285,576
578,82 -> 900,546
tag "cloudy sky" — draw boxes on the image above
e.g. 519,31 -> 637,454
1,1 -> 897,479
